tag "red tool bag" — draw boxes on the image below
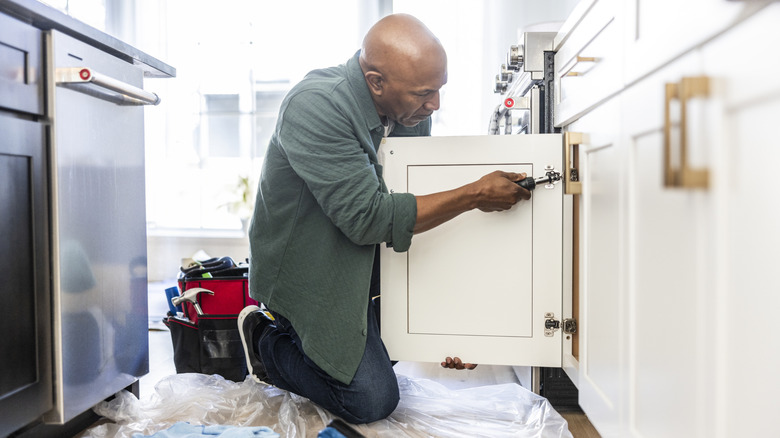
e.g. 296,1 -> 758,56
163,258 -> 257,382
177,273 -> 257,325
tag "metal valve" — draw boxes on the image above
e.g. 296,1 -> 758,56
494,74 -> 508,94
498,64 -> 513,83
515,166 -> 562,191
507,44 -> 524,71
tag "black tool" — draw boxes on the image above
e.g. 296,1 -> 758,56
516,167 -> 562,191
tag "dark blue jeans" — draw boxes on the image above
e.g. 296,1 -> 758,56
257,299 -> 399,424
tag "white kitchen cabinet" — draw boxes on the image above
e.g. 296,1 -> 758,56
380,134 -> 575,369
698,5 -> 780,437
554,0 -> 779,436
621,51 -> 718,437
378,1 -> 778,436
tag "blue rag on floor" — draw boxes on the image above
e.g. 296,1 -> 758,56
134,422 -> 279,438
316,427 -> 347,438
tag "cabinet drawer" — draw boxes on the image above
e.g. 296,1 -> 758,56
624,0 -> 746,85
0,13 -> 43,115
554,0 -> 623,127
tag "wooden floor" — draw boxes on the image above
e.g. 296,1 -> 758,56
561,411 -> 601,438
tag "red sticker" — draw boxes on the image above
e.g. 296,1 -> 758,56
504,98 -> 514,108
79,68 -> 91,80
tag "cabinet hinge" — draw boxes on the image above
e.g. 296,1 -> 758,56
563,318 -> 577,334
545,313 -> 577,337
544,312 -> 560,337
564,132 -> 583,195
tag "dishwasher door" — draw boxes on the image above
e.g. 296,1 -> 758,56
46,30 -> 153,423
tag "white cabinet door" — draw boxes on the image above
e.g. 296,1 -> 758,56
699,5 -> 780,437
380,134 -> 568,367
568,97 -> 626,437
621,51 -> 719,437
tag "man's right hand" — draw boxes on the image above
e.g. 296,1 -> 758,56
470,171 -> 531,212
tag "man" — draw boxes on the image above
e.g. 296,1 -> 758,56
239,13 -> 531,424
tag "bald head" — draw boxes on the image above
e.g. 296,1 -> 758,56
360,14 -> 445,76
359,14 -> 447,127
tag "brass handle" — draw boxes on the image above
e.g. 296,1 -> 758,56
562,56 -> 597,77
564,132 -> 583,195
663,76 -> 710,189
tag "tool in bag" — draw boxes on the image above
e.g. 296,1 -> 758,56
163,256 -> 258,382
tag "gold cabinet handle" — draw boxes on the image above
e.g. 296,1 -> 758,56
562,56 -> 598,77
564,132 -> 583,195
663,76 -> 711,189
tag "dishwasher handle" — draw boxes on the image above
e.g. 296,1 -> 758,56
56,67 -> 161,105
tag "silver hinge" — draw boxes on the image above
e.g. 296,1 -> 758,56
544,312 -> 559,337
563,318 -> 577,334
545,313 -> 577,337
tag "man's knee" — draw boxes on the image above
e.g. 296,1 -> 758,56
341,379 -> 400,424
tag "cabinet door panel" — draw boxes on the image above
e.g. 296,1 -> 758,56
569,98 -> 625,436
407,164 -> 533,337
622,52 -> 715,437
380,134 -> 565,367
630,131 -> 710,438
699,5 -> 780,436
0,116 -> 51,437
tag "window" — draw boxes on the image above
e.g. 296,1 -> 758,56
136,0 -> 375,234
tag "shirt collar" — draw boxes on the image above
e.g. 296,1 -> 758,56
345,50 -> 383,132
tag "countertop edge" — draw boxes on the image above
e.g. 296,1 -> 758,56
0,0 -> 176,78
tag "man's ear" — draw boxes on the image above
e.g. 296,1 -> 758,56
365,71 -> 384,96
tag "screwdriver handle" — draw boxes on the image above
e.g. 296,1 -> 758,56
516,176 -> 536,191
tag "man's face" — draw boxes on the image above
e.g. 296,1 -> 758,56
380,55 -> 447,127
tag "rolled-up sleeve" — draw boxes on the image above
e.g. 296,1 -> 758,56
387,192 -> 416,252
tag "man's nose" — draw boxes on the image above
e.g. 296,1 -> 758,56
423,91 -> 440,111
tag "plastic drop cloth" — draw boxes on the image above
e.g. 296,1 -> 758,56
84,373 -> 572,438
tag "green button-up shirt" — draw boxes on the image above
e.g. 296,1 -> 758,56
248,51 -> 430,384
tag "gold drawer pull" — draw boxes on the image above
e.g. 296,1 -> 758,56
663,76 -> 710,189
563,56 -> 598,77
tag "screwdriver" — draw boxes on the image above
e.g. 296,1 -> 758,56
515,169 -> 562,191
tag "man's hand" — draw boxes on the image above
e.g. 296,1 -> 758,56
472,171 -> 531,213
441,356 -> 478,370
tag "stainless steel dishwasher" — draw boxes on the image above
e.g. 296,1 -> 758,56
45,29 -> 159,424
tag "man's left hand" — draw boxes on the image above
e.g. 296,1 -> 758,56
441,356 -> 478,370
